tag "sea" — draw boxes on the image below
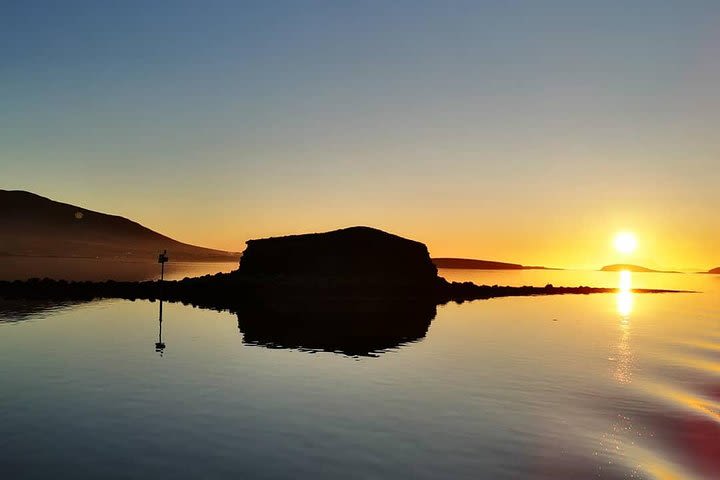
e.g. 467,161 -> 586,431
1,259 -> 719,479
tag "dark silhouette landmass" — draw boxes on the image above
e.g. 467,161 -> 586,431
242,226 -> 437,279
601,264 -> 680,273
708,267 -> 720,274
0,190 -> 239,261
0,227 -> 691,355
0,226 -> 689,307
239,226 -> 438,293
0,275 -> 686,306
432,258 -> 553,270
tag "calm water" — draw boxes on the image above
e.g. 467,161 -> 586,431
0,257 -> 238,281
1,268 -> 719,479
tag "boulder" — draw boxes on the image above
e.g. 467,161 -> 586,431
238,226 -> 438,293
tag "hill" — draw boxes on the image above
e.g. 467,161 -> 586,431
709,267 -> 720,274
432,258 -> 550,270
600,264 -> 679,273
0,190 -> 240,261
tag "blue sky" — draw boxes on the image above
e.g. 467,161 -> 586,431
2,1 -> 719,267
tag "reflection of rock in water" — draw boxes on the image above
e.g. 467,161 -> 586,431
236,299 -> 436,357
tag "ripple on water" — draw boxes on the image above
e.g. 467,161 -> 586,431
574,317 -> 720,480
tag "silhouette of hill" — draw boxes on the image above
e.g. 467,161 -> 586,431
0,190 -> 239,261
601,264 -> 679,273
709,267 -> 720,274
432,258 -> 551,270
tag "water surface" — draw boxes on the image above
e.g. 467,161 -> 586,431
1,270 -> 719,479
0,257 -> 238,281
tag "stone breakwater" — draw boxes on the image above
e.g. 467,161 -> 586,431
0,274 -> 687,311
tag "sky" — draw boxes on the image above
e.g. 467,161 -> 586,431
2,1 -> 719,270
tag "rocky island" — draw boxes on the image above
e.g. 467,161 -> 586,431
600,264 -> 679,273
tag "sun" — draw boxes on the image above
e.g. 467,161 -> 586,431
613,232 -> 637,254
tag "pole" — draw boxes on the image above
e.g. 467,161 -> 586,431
158,249 -> 168,281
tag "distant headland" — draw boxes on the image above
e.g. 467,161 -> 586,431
0,190 -> 240,261
600,264 -> 680,274
707,267 -> 720,274
432,258 -> 554,270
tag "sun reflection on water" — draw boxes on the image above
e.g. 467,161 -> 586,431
595,270 -> 639,477
614,270 -> 634,384
617,270 -> 634,319
617,292 -> 633,320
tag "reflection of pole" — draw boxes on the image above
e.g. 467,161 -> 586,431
159,300 -> 163,343
156,250 -> 169,355
155,300 -> 166,355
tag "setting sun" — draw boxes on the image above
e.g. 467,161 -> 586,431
614,232 -> 638,254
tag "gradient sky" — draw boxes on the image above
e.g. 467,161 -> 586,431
2,1 -> 719,269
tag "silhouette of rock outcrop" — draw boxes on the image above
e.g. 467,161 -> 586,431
238,226 -> 440,298
240,226 -> 437,279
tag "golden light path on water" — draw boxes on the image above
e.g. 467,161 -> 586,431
615,270 -> 634,385
617,270 -> 634,319
605,270 -> 691,479
603,270 -> 718,480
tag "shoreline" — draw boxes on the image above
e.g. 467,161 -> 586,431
0,273 -> 694,314
0,254 -> 239,263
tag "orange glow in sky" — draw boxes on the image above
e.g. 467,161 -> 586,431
4,3 -> 719,272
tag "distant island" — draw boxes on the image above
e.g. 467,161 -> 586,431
0,190 -> 240,261
708,267 -> 720,274
432,258 -> 552,270
600,264 -> 680,273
